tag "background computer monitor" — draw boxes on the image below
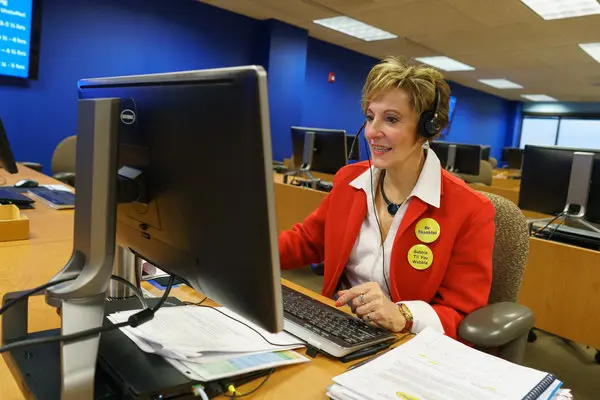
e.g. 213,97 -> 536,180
346,135 -> 360,161
481,146 -> 490,161
0,118 -> 18,174
78,66 -> 283,333
502,147 -> 524,169
290,126 -> 347,175
519,145 -> 600,224
429,141 -> 481,175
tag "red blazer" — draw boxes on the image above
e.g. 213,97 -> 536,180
278,161 -> 495,339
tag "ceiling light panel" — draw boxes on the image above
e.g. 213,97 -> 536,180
313,16 -> 397,41
478,79 -> 524,89
520,0 -> 600,20
415,56 -> 475,72
521,94 -> 558,101
579,42 -> 600,63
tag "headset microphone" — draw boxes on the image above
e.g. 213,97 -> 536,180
347,121 -> 366,160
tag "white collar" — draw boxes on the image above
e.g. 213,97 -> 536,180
349,149 -> 441,208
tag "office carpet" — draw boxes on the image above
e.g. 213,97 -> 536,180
282,268 -> 600,399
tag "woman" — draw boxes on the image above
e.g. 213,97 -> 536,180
278,56 -> 495,340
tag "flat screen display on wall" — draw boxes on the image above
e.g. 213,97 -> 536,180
0,0 -> 41,79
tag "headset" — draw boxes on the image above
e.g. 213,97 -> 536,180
345,83 -> 442,303
418,85 -> 442,139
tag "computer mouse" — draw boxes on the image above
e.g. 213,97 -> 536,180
14,179 -> 39,188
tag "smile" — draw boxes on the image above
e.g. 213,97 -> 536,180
371,144 -> 392,153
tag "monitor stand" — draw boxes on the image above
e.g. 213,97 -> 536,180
529,151 -> 600,236
283,132 -> 320,189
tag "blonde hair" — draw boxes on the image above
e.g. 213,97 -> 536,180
362,56 -> 451,138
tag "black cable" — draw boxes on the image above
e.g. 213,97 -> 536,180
0,274 -> 176,354
547,213 -> 567,241
151,274 -> 174,312
109,274 -> 148,309
0,276 -> 77,316
0,321 -> 130,354
197,305 -> 306,348
183,296 -> 208,306
534,212 -> 566,236
363,133 -> 392,298
222,368 -> 275,399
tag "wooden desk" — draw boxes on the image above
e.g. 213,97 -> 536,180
491,177 -> 521,189
518,238 -> 600,349
273,173 -> 327,233
0,167 -> 407,400
0,165 -> 74,247
468,183 -> 521,205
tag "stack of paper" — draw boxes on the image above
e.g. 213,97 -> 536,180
328,327 -> 563,400
107,305 -> 309,381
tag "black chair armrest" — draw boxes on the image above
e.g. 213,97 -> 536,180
21,162 -> 43,172
53,172 -> 76,187
459,302 -> 534,347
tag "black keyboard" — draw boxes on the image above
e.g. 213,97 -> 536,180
27,187 -> 75,209
282,286 -> 393,349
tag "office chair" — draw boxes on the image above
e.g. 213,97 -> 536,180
22,135 -> 77,186
488,156 -> 498,169
454,160 -> 493,186
459,191 -> 534,364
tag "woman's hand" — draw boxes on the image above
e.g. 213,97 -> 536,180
335,282 -> 406,332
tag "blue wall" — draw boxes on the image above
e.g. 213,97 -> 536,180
2,0 -> 519,170
301,38 -> 376,161
263,21 -> 308,161
442,83 -> 516,160
301,39 -> 516,162
1,0 -> 260,172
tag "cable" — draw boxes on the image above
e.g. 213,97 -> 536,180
196,305 -> 306,348
183,296 -> 208,306
151,274 -> 174,312
222,368 -> 275,399
0,274 -> 176,354
109,274 -> 148,309
0,321 -> 130,354
363,133 -> 392,298
0,276 -> 77,316
547,213 -> 567,241
533,212 -> 566,236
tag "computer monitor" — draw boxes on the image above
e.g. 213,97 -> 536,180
502,147 -> 524,169
290,126 -> 347,174
39,66 -> 283,398
429,141 -> 481,175
347,135 -> 360,161
0,118 -> 18,174
76,66 -> 282,331
481,146 -> 490,161
519,145 -> 600,224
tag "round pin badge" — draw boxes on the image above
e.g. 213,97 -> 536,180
407,244 -> 434,270
415,218 -> 441,244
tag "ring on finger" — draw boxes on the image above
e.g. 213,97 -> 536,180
365,313 -> 372,322
359,294 -> 365,305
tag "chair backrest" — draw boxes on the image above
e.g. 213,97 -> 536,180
455,160 -> 493,186
488,156 -> 498,169
51,135 -> 77,175
479,191 -> 529,304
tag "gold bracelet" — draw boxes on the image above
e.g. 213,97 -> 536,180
397,303 -> 414,333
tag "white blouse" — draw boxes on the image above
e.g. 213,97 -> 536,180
340,149 -> 445,334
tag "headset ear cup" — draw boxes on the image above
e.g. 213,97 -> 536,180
419,111 -> 436,138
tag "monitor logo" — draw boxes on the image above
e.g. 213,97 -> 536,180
120,109 -> 136,125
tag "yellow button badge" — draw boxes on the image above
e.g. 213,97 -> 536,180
407,244 -> 433,270
414,218 -> 440,244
